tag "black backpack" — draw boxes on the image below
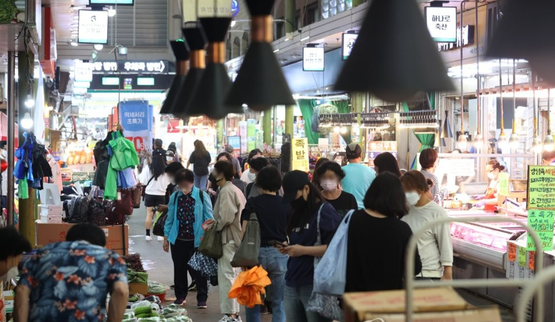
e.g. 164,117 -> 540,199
67,196 -> 90,223
88,199 -> 106,226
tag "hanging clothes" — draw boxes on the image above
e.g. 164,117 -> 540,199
104,131 -> 140,200
13,133 -> 52,198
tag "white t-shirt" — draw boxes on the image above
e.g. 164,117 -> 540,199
402,201 -> 453,278
139,166 -> 170,196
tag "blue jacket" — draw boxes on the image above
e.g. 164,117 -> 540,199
164,187 -> 214,247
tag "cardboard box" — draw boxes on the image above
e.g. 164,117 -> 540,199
129,282 -> 149,295
36,222 -> 129,253
343,288 -> 502,322
40,213 -> 63,223
39,204 -> 63,216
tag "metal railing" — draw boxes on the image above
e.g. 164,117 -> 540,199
404,216 -> 544,322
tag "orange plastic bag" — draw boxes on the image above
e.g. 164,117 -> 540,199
228,266 -> 272,308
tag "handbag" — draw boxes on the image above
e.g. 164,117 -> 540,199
113,189 -> 134,216
313,210 -> 354,296
307,204 -> 343,321
152,211 -> 167,237
188,251 -> 218,277
231,213 -> 260,267
199,221 -> 223,259
131,185 -> 142,208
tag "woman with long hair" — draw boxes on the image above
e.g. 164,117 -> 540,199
187,140 -> 212,191
401,171 -> 452,281
139,148 -> 170,241
373,152 -> 401,177
346,172 -> 422,292
279,171 -> 341,322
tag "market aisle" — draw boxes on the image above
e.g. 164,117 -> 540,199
128,207 -> 515,322
128,206 -> 272,322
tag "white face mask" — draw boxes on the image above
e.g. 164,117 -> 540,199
166,156 -> 174,162
487,172 -> 496,180
405,191 -> 420,206
1,266 -> 19,282
247,171 -> 256,181
320,179 -> 338,192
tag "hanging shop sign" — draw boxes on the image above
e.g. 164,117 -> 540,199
78,10 -> 109,44
437,25 -> 475,51
74,61 -> 93,82
341,33 -> 358,60
425,6 -> 457,43
303,47 -> 325,72
89,0 -> 134,5
527,166 -> 555,210
197,0 -> 232,16
92,60 -> 169,73
119,100 -> 153,151
291,138 -> 309,172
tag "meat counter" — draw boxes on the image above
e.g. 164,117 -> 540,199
447,210 -> 528,309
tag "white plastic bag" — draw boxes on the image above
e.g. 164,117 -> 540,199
313,210 -> 354,296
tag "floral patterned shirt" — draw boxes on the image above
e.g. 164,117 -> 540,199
177,192 -> 195,240
18,241 -> 128,322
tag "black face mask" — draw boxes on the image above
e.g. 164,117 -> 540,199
290,196 -> 308,211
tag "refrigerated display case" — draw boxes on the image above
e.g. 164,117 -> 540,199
447,211 -> 528,308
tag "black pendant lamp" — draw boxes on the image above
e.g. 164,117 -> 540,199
187,17 -> 243,119
225,0 -> 295,110
171,24 -> 207,120
334,0 -> 453,102
487,0 -> 555,85
160,40 -> 189,114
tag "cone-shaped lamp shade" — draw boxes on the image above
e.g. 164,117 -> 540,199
334,0 -> 453,102
188,17 -> 243,119
173,68 -> 204,120
171,26 -> 207,119
487,0 -> 555,85
160,40 -> 190,114
225,0 -> 295,111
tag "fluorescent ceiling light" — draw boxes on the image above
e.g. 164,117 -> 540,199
301,36 -> 310,42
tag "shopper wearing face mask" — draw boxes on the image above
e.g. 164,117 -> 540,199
315,162 -> 357,218
474,160 -> 506,212
0,227 -> 31,283
400,171 -> 453,281
163,169 -> 213,307
244,157 -> 269,199
279,171 -> 341,322
212,161 -> 246,322
240,149 -> 263,184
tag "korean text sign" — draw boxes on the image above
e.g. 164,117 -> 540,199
527,166 -> 555,210
425,7 -> 457,43
291,138 -> 309,172
526,209 -> 555,251
78,10 -> 108,44
119,101 -> 153,151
